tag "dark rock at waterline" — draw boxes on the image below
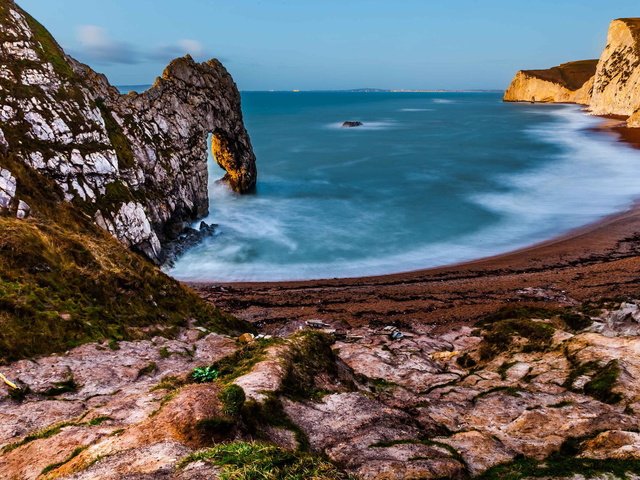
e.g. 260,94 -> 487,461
342,121 -> 364,128
160,221 -> 218,267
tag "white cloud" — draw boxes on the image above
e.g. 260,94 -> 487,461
177,39 -> 204,58
73,26 -> 216,66
76,25 -> 138,64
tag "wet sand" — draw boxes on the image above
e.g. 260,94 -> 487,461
191,122 -> 640,332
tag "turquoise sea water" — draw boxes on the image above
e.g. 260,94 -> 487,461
156,91 -> 640,281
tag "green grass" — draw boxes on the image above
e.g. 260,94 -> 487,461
564,359 -> 623,404
476,306 -> 561,326
478,318 -> 555,361
2,420 -> 77,453
279,331 -> 342,401
40,446 -> 87,475
204,338 -> 275,384
95,100 -> 136,170
150,375 -> 185,392
560,312 -> 593,331
0,158 -> 249,362
19,6 -> 75,79
86,416 -> 111,426
219,384 -> 246,417
179,441 -> 349,480
473,386 -> 522,403
584,360 -> 623,404
477,455 -> 640,479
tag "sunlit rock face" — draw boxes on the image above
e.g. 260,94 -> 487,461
590,19 -> 640,119
503,60 -> 598,104
0,0 -> 256,262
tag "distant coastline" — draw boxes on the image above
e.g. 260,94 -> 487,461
117,84 -> 503,94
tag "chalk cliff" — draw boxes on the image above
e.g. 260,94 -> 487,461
0,0 -> 256,262
503,60 -> 598,104
504,18 -> 640,128
589,19 -> 640,125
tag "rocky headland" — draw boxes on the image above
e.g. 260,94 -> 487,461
505,18 -> 640,129
0,0 -> 256,262
3,1 -> 640,479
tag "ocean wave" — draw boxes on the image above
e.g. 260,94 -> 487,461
399,108 -> 433,112
168,101 -> 640,282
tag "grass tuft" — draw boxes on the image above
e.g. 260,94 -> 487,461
179,441 -> 349,479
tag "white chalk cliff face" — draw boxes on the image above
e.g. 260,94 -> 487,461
0,0 -> 257,262
505,18 -> 640,128
590,19 -> 640,124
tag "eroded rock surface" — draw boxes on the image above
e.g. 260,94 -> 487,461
3,301 -> 640,479
0,0 -> 256,262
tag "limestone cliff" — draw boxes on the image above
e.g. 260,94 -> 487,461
589,19 -> 640,124
503,60 -> 598,104
504,18 -> 640,128
0,0 -> 257,262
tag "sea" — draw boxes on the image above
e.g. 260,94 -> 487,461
119,88 -> 640,282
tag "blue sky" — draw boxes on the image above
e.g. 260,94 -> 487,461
18,0 -> 640,90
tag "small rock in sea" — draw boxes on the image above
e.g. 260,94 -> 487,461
342,121 -> 363,128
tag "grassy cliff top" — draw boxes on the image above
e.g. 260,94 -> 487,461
0,153 -> 248,362
522,60 -> 599,91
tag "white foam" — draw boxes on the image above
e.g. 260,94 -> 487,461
433,99 -> 455,104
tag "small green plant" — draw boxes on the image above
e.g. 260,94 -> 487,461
107,339 -> 120,351
40,446 -> 87,475
87,416 -> 111,426
192,365 -> 219,383
584,360 -> 622,404
219,384 -> 246,417
179,441 -> 347,479
151,375 -> 185,392
565,359 -> 622,404
479,319 -> 555,360
159,346 -> 171,359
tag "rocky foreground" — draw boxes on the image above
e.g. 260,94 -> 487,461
2,299 -> 640,479
504,18 -> 640,128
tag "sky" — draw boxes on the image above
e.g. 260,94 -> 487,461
17,0 -> 640,91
